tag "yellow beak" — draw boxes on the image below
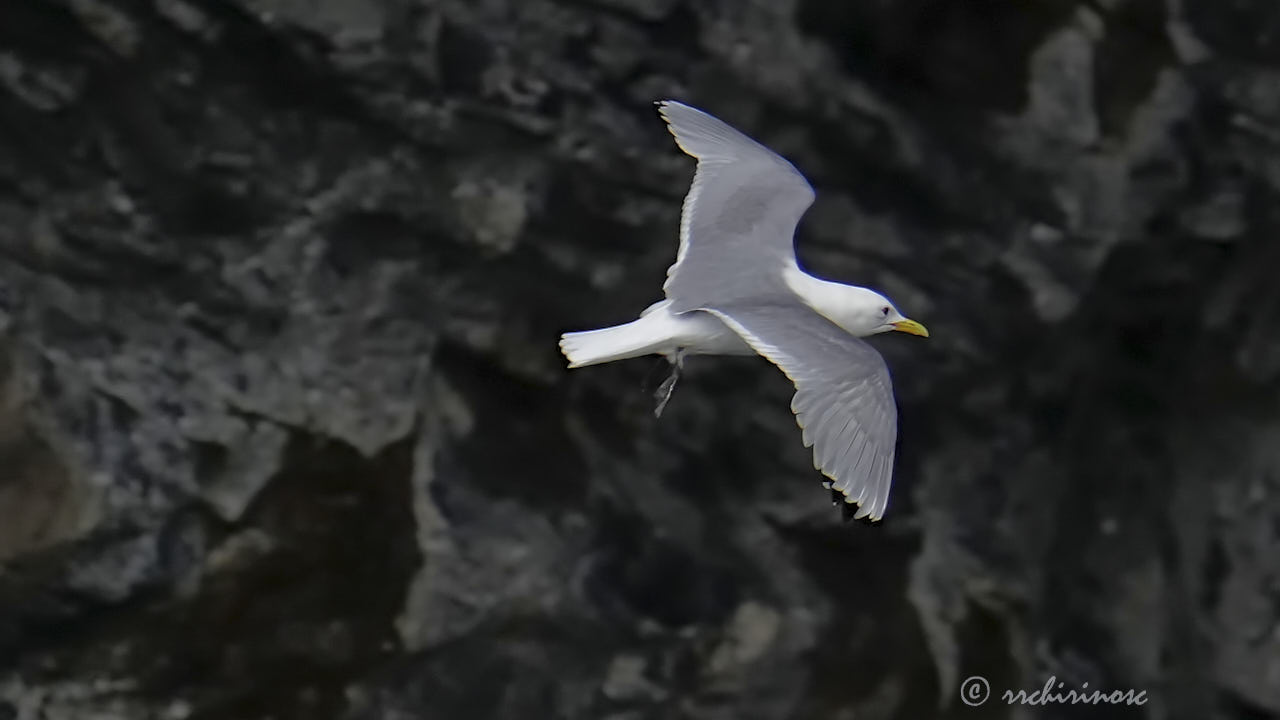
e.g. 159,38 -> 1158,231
891,319 -> 930,337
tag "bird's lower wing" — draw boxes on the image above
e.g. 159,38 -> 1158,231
705,303 -> 899,520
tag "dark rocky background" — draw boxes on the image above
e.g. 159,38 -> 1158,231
1,0 -> 1279,718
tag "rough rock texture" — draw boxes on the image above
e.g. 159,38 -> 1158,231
1,0 -> 1279,718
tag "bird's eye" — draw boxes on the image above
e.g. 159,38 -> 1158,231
881,306 -> 890,316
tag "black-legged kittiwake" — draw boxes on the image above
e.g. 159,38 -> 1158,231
559,100 -> 929,522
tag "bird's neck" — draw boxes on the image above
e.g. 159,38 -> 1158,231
783,264 -> 847,319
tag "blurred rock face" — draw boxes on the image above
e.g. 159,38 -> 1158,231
1,0 -> 1278,718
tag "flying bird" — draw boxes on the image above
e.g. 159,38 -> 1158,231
559,100 -> 928,521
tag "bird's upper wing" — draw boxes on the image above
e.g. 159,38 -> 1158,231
657,100 -> 815,313
706,302 -> 899,520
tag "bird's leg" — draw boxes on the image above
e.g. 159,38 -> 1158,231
641,356 -> 671,392
653,349 -> 685,418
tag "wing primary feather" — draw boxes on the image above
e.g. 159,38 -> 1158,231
831,427 -> 864,489
823,411 -> 861,476
866,453 -> 886,518
839,438 -> 870,497
810,399 -> 845,465
850,441 -> 877,504
872,453 -> 893,519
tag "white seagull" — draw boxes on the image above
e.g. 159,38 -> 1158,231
559,100 -> 929,521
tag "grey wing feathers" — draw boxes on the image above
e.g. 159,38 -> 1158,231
658,100 -> 792,163
705,303 -> 899,521
656,101 -> 816,313
655,102 -> 898,519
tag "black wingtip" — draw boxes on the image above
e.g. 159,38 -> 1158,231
830,488 -> 861,522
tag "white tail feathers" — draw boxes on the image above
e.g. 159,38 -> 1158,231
561,301 -> 687,368
560,308 -> 680,366
558,323 -> 656,368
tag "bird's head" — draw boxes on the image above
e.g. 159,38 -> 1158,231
833,287 -> 930,338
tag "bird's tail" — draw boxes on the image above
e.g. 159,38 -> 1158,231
559,316 -> 670,369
